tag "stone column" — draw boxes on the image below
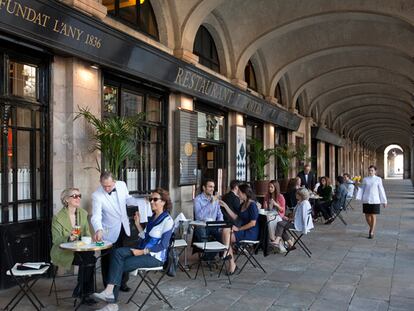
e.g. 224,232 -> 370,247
317,141 -> 325,177
52,57 -> 101,214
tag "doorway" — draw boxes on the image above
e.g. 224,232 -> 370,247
197,142 -> 225,195
384,144 -> 404,179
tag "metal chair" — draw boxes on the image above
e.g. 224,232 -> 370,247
330,195 -> 348,225
127,236 -> 175,311
285,209 -> 313,258
2,233 -> 50,311
234,239 -> 266,275
173,238 -> 191,279
192,221 -> 233,286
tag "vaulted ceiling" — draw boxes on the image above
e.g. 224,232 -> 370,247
154,0 -> 414,150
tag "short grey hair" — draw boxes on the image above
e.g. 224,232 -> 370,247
100,171 -> 114,181
61,188 -> 80,207
296,187 -> 310,201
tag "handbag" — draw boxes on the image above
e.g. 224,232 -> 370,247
166,246 -> 178,277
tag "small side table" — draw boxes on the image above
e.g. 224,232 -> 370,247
60,241 -> 112,310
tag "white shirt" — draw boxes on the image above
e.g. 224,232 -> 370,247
294,200 -> 314,234
356,176 -> 387,204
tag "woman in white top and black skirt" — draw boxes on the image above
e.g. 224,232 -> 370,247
356,165 -> 388,239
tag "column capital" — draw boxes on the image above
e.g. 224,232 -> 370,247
61,0 -> 107,20
231,79 -> 248,91
173,49 -> 199,65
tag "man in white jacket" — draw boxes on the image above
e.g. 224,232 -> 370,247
91,171 -> 152,291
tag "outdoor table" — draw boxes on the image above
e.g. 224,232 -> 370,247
60,241 -> 112,310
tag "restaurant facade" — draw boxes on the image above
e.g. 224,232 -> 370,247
0,0 -> 303,288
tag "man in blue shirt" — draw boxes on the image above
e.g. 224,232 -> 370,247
193,179 -> 224,255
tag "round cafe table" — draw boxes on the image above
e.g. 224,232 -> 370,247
60,241 -> 112,310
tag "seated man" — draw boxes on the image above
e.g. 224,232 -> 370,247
221,180 -> 242,227
193,178 -> 224,258
343,173 -> 355,198
321,176 -> 348,224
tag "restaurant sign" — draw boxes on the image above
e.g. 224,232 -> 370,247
0,0 -> 301,130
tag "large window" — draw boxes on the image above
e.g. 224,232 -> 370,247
193,26 -> 220,73
0,53 -> 49,224
103,78 -> 167,194
245,118 -> 263,182
274,83 -> 283,106
244,60 -> 258,91
103,0 -> 159,40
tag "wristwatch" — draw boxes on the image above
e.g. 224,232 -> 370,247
144,248 -> 149,255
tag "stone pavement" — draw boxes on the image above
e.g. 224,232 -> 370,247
1,179 -> 413,311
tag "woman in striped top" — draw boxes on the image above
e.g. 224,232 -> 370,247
94,188 -> 174,305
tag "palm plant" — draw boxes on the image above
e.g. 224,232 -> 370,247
274,144 -> 297,178
248,138 -> 278,181
74,106 -> 145,179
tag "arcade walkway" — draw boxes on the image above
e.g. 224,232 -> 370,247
0,179 -> 413,311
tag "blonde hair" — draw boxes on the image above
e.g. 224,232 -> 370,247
61,188 -> 80,208
296,187 -> 310,201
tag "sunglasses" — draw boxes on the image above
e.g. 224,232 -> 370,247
69,194 -> 82,199
149,197 -> 162,203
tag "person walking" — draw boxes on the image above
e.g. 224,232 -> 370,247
91,171 -> 152,291
356,165 -> 387,239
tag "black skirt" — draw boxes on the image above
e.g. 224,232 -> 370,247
363,204 -> 380,214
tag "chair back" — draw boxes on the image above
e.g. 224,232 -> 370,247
2,232 -> 14,271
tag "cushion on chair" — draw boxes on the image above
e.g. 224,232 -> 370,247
193,241 -> 227,251
239,240 -> 260,244
7,263 -> 50,277
173,239 -> 187,248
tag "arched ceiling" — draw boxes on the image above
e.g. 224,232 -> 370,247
166,0 -> 414,150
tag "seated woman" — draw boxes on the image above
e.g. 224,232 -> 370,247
313,176 -> 332,218
272,187 -> 314,252
50,188 -> 96,304
220,184 -> 259,275
284,178 -> 300,210
93,188 -> 174,305
262,180 -> 286,245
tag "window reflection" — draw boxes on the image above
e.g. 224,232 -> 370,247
9,62 -> 37,98
197,112 -> 224,141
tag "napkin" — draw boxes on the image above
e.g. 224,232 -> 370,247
174,212 -> 188,229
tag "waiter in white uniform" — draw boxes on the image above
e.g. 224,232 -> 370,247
91,171 -> 151,291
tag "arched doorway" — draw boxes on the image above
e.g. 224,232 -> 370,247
384,144 -> 404,179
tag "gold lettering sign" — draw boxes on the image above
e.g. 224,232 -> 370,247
0,0 -> 102,49
174,67 -> 235,105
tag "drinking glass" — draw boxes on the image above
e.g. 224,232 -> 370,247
71,225 -> 81,240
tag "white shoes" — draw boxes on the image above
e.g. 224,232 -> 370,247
279,241 -> 287,253
93,290 -> 115,303
96,304 -> 119,311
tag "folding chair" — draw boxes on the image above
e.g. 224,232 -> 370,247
330,195 -> 348,225
127,236 -> 175,311
344,197 -> 354,211
192,221 -> 233,286
2,233 -> 50,311
285,209 -> 313,258
173,238 -> 191,279
234,240 -> 266,274
48,262 -> 75,306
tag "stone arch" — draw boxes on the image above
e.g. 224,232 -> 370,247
248,51 -> 268,94
179,0 -> 225,51
150,0 -> 175,47
235,11 -> 414,81
199,13 -> 234,76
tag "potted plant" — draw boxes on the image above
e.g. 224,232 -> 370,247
74,106 -> 145,180
247,138 -> 278,195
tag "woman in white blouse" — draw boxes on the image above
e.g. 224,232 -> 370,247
356,165 -> 387,239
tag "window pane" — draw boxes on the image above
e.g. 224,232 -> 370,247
9,61 -> 37,98
36,131 -> 41,200
18,203 -> 32,221
16,107 -> 32,128
103,85 -> 118,114
197,112 -> 224,141
147,96 -> 161,123
17,131 -> 31,200
122,90 -> 143,116
119,0 -> 137,25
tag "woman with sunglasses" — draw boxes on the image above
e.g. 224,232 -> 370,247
50,188 -> 96,304
94,188 -> 174,306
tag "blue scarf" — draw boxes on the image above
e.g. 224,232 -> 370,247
137,211 -> 169,250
